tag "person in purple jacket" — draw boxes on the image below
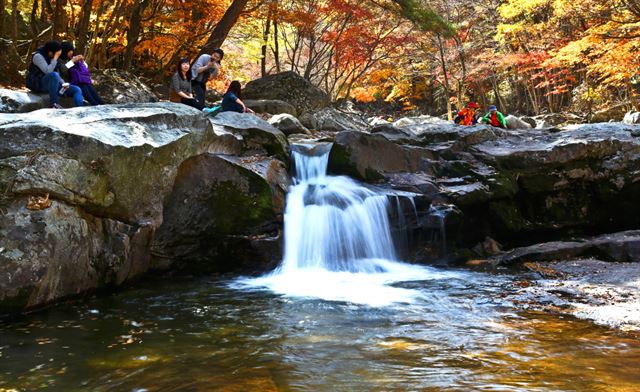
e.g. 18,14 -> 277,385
61,42 -> 104,106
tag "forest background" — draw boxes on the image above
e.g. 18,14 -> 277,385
0,0 -> 638,118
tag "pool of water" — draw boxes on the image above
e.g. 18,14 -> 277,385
1,267 -> 639,391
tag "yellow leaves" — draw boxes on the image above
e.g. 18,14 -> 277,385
497,0 -> 552,20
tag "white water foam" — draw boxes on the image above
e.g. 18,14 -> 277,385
237,143 -> 442,306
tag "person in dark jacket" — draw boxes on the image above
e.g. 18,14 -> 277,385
190,48 -> 224,106
25,40 -> 84,109
171,57 -> 203,110
61,42 -> 103,106
221,80 -> 254,114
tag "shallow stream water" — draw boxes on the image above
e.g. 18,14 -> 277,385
1,270 -> 639,391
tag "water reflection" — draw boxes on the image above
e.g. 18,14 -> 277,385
0,271 -> 638,391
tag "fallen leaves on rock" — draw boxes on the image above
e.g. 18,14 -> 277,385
26,193 -> 51,210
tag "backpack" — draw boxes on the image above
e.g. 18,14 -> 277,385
25,53 -> 45,91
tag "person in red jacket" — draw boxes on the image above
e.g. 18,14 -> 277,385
454,102 -> 479,125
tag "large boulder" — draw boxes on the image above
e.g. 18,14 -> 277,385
311,107 -> 369,132
328,130 -> 436,180
208,111 -> 288,161
244,99 -> 297,117
590,103 -> 630,123
152,154 -> 289,271
0,198 -> 153,311
268,113 -> 309,135
0,102 -> 290,312
490,230 -> 640,265
91,69 -> 159,104
505,114 -> 532,129
243,71 -> 330,114
624,111 -> 640,125
534,113 -> 583,128
326,119 -> 640,252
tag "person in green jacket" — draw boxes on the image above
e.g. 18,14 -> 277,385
481,105 -> 507,128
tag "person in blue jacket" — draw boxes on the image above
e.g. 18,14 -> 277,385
221,81 -> 254,114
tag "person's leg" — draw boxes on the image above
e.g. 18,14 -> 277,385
80,84 -> 100,105
86,84 -> 104,105
41,72 -> 62,105
192,82 -> 206,107
181,97 -> 204,110
64,85 -> 84,107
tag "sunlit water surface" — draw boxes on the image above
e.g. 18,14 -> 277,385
1,271 -> 639,391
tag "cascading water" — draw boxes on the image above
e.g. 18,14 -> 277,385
238,143 -> 442,306
280,143 -> 397,273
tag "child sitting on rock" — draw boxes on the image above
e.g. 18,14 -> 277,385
61,42 -> 104,106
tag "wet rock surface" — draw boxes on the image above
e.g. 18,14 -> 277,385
268,113 -> 309,135
328,119 -> 640,249
0,103 -> 289,312
513,258 -> 640,332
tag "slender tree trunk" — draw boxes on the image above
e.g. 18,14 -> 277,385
52,0 -> 65,39
198,0 -> 249,57
261,3 -> 273,77
491,75 -> 506,112
76,0 -> 92,54
0,0 -> 5,38
124,0 -> 150,68
40,0 -> 47,23
11,0 -> 19,40
29,0 -> 39,37
273,18 -> 280,72
436,33 -> 452,120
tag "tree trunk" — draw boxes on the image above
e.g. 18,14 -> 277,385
76,0 -> 93,54
0,0 -> 5,38
436,33 -> 452,120
261,3 -> 273,77
29,0 -> 39,37
52,0 -> 65,39
123,0 -> 150,68
11,0 -> 19,40
273,18 -> 280,72
198,0 -> 249,57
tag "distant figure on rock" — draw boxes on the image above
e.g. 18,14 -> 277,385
190,48 -> 224,106
171,57 -> 204,110
25,40 -> 84,109
221,81 -> 254,114
61,42 -> 104,106
454,102 -> 479,125
481,105 -> 507,128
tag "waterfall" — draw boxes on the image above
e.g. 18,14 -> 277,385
237,143 -> 437,306
280,143 -> 397,273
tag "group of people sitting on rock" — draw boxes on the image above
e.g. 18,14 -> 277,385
454,102 -> 507,128
169,49 -> 254,114
25,41 -> 251,114
25,40 -> 103,109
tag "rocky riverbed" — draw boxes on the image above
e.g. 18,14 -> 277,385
1,73 -> 639,335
